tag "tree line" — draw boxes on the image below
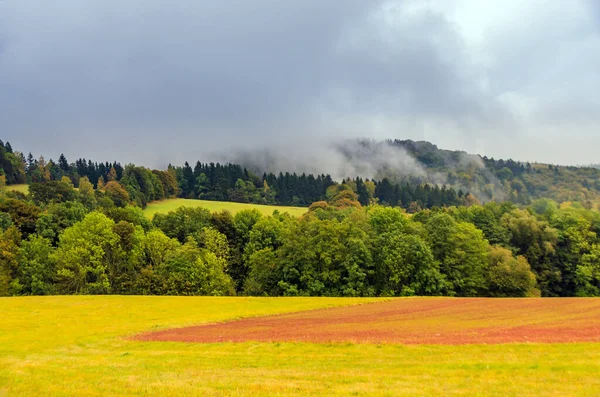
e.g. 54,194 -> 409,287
2,172 -> 600,297
7,139 -> 600,208
1,140 -> 467,211
174,161 -> 466,209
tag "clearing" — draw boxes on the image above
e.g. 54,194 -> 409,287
6,184 -> 28,194
143,198 -> 307,218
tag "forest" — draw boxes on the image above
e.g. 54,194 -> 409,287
2,139 -> 600,297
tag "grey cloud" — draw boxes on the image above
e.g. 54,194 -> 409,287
2,1 -> 369,126
1,0 -> 599,169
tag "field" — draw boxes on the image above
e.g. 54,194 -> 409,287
6,184 -> 29,194
2,297 -> 600,396
139,297 -> 600,344
143,198 -> 308,218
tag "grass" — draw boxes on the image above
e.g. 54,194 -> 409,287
6,184 -> 29,194
143,198 -> 307,218
1,296 -> 600,396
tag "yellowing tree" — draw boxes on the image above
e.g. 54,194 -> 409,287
107,166 -> 117,181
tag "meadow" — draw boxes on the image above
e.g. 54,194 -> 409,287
6,184 -> 29,194
1,296 -> 600,396
143,198 -> 307,218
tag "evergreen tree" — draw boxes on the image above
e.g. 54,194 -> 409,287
58,154 -> 69,172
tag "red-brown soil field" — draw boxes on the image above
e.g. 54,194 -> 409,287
136,298 -> 600,345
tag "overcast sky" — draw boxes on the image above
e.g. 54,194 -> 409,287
1,0 -> 599,167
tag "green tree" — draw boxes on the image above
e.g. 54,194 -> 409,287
17,235 -> 56,295
54,212 -> 119,294
29,180 -> 76,205
196,173 -> 210,198
152,206 -> 212,243
0,226 -> 22,295
487,245 -> 538,297
101,205 -> 153,232
451,204 -> 512,247
501,209 -> 559,296
156,238 -> 234,296
424,213 -> 489,296
374,232 -> 445,296
529,198 -> 559,219
243,216 -> 289,261
0,212 -> 13,231
78,176 -> 97,210
243,248 -> 281,296
144,229 -> 180,268
61,176 -> 74,189
548,206 -> 598,295
276,216 -> 373,297
230,209 -> 263,287
368,206 -> 414,235
234,209 -> 263,246
576,243 -> 600,296
0,198 -> 40,238
134,229 -> 180,295
35,201 -> 88,244
199,227 -> 230,262
107,221 -> 146,293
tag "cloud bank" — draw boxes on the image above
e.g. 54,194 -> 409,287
2,0 -> 600,168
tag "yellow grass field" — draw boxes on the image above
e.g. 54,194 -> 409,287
1,296 -> 600,396
143,198 -> 307,218
6,184 -> 29,194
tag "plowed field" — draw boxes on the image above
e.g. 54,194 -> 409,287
137,297 -> 600,344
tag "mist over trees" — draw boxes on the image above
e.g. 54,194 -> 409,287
231,139 -> 600,206
2,139 -> 600,297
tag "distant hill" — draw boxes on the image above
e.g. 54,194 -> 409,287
331,139 -> 600,206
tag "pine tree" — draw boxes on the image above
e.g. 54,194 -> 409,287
182,162 -> 195,197
356,177 -> 370,206
27,153 -> 35,172
58,154 -> 69,172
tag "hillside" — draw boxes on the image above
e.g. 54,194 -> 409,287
333,139 -> 600,206
3,138 -> 600,210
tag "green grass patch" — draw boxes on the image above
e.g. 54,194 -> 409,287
6,184 -> 29,194
144,198 -> 307,218
1,296 -> 599,396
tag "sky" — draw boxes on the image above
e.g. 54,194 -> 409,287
1,0 -> 600,168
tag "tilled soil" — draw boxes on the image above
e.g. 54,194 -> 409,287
135,298 -> 600,345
